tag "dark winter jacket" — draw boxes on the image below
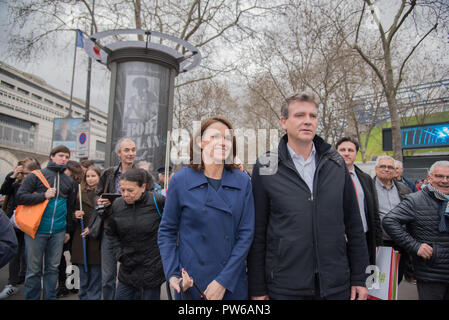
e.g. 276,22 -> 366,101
16,162 -> 76,234
354,165 -> 383,264
382,187 -> 449,283
0,172 -> 22,218
106,191 -> 165,289
247,134 -> 370,298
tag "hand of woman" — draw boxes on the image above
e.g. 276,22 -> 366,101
204,280 -> 226,300
81,227 -> 89,237
97,197 -> 111,207
74,210 -> 84,219
12,165 -> 23,178
169,268 -> 194,293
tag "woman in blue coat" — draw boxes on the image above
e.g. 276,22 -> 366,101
158,116 -> 255,300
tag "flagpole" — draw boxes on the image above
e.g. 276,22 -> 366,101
68,29 -> 78,118
164,130 -> 171,192
84,0 -> 95,124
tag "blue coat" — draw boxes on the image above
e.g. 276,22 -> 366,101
158,167 -> 255,300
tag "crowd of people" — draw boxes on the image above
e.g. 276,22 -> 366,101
0,91 -> 448,301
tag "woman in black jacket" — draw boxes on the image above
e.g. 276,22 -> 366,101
106,168 -> 165,300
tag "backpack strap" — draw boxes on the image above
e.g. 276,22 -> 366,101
153,192 -> 162,218
32,170 -> 51,189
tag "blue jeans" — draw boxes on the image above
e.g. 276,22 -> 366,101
24,231 -> 65,300
101,229 -> 117,300
115,281 -> 160,300
78,264 -> 102,300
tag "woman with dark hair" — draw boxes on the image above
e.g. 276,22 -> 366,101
106,168 -> 165,300
158,116 -> 255,300
0,159 -> 40,299
72,165 -> 102,300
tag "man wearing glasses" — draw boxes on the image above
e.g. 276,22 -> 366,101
383,161 -> 449,300
374,155 -> 412,284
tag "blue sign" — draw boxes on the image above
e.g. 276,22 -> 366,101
79,133 -> 87,144
383,122 -> 449,150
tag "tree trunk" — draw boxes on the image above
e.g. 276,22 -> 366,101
383,47 -> 403,161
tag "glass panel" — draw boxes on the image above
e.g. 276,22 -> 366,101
110,61 -> 171,170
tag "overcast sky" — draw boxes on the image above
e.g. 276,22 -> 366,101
0,0 -> 447,115
0,1 -> 111,113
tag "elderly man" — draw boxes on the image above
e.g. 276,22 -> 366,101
394,160 -> 418,192
383,161 -> 449,300
374,155 -> 412,283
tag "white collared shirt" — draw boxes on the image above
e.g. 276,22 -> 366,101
287,143 -> 316,192
349,168 -> 368,233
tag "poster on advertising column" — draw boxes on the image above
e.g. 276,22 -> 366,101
123,74 -> 160,164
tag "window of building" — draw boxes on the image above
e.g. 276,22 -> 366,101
31,93 -> 42,100
96,140 -> 106,152
0,113 -> 35,130
0,81 -> 15,90
17,87 -> 30,95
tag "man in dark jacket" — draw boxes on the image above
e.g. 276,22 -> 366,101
383,161 -> 449,299
15,145 -> 76,300
336,137 -> 382,265
96,137 -> 153,300
247,92 -> 370,300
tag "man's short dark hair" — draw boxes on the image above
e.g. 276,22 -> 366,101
49,145 -> 71,159
335,137 -> 359,152
281,92 -> 320,119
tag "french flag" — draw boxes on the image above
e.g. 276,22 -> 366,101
76,29 -> 107,63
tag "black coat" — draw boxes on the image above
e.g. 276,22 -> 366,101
106,191 -> 165,289
247,134 -> 370,298
382,187 -> 449,283
0,172 -> 21,218
354,165 -> 383,264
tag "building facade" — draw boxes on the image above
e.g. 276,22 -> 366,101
0,61 -> 107,180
